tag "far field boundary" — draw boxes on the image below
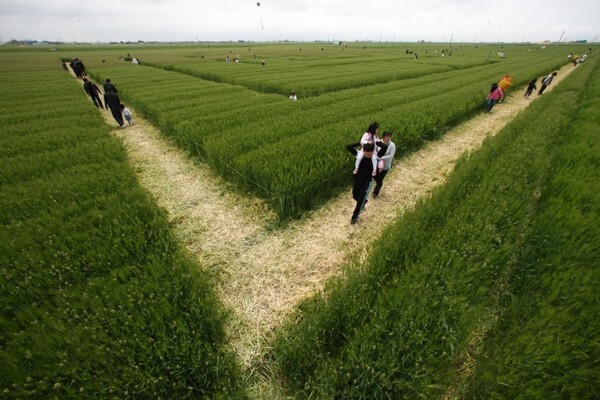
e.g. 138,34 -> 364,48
70,62 -> 576,398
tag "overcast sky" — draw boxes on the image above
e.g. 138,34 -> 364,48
0,0 -> 598,43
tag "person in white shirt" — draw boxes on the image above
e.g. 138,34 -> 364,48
120,104 -> 134,125
354,122 -> 383,177
373,131 -> 396,198
289,90 -> 297,100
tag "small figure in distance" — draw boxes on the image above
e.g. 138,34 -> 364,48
103,78 -> 118,94
289,90 -> 297,101
524,78 -> 537,99
485,83 -> 504,113
538,71 -> 557,95
120,104 -> 134,125
82,77 -> 104,109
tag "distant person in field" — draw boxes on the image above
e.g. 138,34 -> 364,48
76,59 -> 87,77
103,78 -> 118,94
82,78 -> 104,108
120,104 -> 134,125
104,88 -> 125,128
70,58 -> 83,78
538,72 -> 557,95
289,90 -> 297,100
485,83 -> 504,113
373,131 -> 396,199
524,78 -> 538,99
498,74 -> 513,98
347,142 -> 376,224
354,122 -> 383,177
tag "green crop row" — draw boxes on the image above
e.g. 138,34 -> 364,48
156,59 -> 459,97
138,43 -> 570,97
0,70 -> 245,398
271,57 -> 598,398
465,56 -> 600,399
91,49 -> 565,219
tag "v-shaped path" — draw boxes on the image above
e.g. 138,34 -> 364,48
73,63 -> 575,398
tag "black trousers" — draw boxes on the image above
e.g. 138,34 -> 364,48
538,84 -> 548,94
90,94 -> 103,108
352,180 -> 371,219
373,169 -> 388,196
108,107 -> 124,126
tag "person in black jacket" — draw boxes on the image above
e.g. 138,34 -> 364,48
82,78 -> 103,108
347,142 -> 376,224
104,88 -> 124,127
103,78 -> 118,94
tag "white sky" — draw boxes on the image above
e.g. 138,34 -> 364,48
0,0 -> 598,43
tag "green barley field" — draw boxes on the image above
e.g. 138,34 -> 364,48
1,42 -> 598,399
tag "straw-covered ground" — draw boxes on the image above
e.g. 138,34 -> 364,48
74,63 -> 574,398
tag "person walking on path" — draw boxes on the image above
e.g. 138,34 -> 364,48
373,131 -> 396,198
538,72 -> 557,95
524,78 -> 538,99
82,78 -> 104,108
347,142 -> 376,224
120,104 -> 134,125
497,74 -> 513,98
485,83 -> 504,113
104,88 -> 125,128
103,78 -> 119,94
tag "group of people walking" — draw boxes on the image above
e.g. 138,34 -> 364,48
79,71 -> 133,127
68,58 -> 87,78
485,71 -> 558,112
347,122 -> 396,224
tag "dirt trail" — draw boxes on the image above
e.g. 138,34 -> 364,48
71,64 -> 575,397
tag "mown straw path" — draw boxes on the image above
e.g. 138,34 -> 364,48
71,63 -> 575,398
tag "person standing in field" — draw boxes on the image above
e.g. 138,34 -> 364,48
104,88 -> 125,128
524,78 -> 538,99
373,131 -> 396,199
347,142 -> 376,224
538,72 -> 557,95
120,104 -> 134,125
103,78 -> 119,94
82,78 -> 104,108
485,83 -> 504,113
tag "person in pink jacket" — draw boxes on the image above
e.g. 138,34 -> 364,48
485,83 -> 504,113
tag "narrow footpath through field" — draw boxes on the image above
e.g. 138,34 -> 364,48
72,64 -> 575,398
